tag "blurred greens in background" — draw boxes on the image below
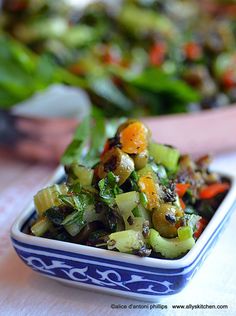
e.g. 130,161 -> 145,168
1,0 -> 236,117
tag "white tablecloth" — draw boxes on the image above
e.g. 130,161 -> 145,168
0,152 -> 236,316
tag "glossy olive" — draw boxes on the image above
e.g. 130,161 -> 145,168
97,147 -> 134,185
132,149 -> 149,170
152,203 -> 183,238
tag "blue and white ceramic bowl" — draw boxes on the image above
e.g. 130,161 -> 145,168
11,167 -> 236,301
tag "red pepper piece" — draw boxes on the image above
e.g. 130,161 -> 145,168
179,198 -> 186,210
222,69 -> 236,89
184,42 -> 202,61
194,218 -> 208,239
176,183 -> 190,198
149,42 -> 167,66
199,183 -> 230,200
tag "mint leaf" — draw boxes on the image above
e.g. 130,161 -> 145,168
98,172 -> 122,206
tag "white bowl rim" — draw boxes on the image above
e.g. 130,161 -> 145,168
11,165 -> 236,270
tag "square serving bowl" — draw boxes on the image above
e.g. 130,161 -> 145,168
11,166 -> 236,301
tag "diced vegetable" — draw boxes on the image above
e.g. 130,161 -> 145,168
194,218 -> 208,239
149,42 -> 167,66
45,207 -> 69,225
137,164 -> 158,182
132,149 -> 149,170
126,217 -> 145,231
138,175 -> 159,210
199,183 -> 230,199
31,217 -> 52,237
177,226 -> 193,241
107,230 -> 144,253
179,198 -> 186,210
139,192 -> 148,208
67,163 -> 94,186
64,222 -> 83,237
62,209 -> 86,236
98,147 -> 134,185
152,203 -> 183,238
149,143 -> 180,171
184,42 -> 202,61
132,204 -> 151,223
176,183 -> 190,198
149,228 -> 195,259
115,191 -> 139,220
34,184 -> 68,216
119,121 -> 148,154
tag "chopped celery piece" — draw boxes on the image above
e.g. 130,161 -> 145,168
31,217 -> 52,237
140,192 -> 148,208
149,143 -> 180,171
149,228 -> 195,259
126,217 -> 144,231
137,164 -> 158,182
132,204 -> 151,223
177,226 -> 193,241
69,164 -> 94,186
115,191 -> 139,219
107,230 -> 144,253
64,222 -> 83,237
83,205 -> 103,223
64,205 -> 101,237
34,184 -> 68,216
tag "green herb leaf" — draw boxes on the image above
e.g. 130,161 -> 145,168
129,171 -> 139,191
45,207 -> 67,225
62,210 -> 84,226
61,116 -> 90,165
60,192 -> 94,226
126,68 -> 199,102
98,172 -> 123,206
89,76 -> 133,112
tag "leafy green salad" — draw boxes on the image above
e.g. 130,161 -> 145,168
30,118 -> 230,259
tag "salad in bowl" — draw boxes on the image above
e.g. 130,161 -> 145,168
30,119 -> 230,259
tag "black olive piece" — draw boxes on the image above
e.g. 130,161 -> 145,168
104,208 -> 125,232
142,220 -> 150,238
195,192 -> 227,221
72,221 -> 104,244
95,200 -> 110,214
165,213 -> 176,224
86,230 -> 109,247
45,206 -> 74,226
104,155 -> 118,172
162,182 -> 176,203
44,226 -> 72,242
133,246 -> 152,257
127,216 -> 134,225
